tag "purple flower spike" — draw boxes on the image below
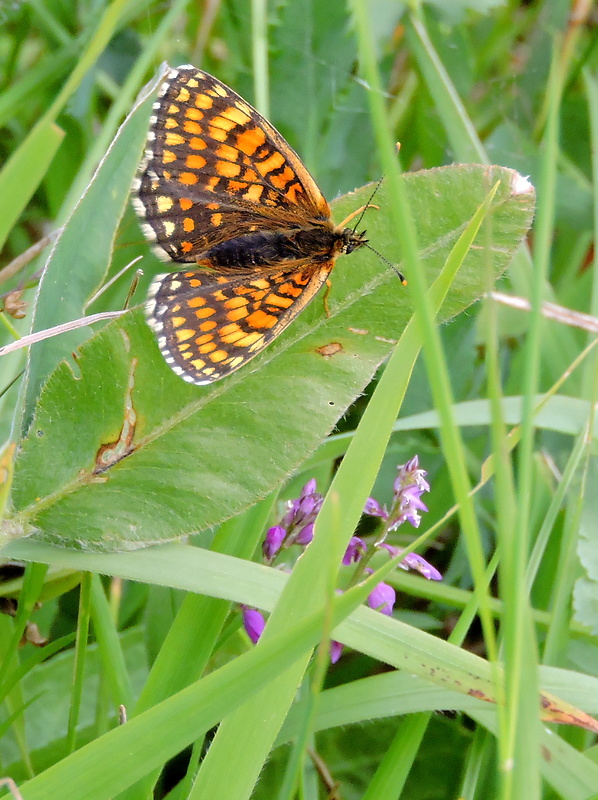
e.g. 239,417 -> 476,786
295,523 -> 315,545
363,497 -> 388,518
242,607 -> 265,644
330,640 -> 343,664
343,536 -> 367,565
263,525 -> 287,560
367,581 -> 396,616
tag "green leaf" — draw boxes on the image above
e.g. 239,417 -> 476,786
5,165 -> 534,550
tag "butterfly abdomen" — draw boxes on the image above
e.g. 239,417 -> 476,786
203,226 -> 346,269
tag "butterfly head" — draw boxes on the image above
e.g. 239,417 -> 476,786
340,227 -> 368,255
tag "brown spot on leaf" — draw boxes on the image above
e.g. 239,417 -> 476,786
94,359 -> 138,474
316,342 -> 343,358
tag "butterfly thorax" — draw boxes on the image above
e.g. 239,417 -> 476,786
201,225 -> 367,270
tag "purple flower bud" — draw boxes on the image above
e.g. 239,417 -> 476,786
297,493 -> 318,520
367,581 -> 396,616
300,478 -> 317,498
330,640 -> 343,664
379,544 -> 443,581
281,499 -> 300,529
363,497 -> 388,518
263,525 -> 287,560
294,523 -> 314,545
242,607 -> 265,644
342,536 -> 367,565
402,552 -> 442,581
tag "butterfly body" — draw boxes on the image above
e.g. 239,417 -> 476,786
134,65 -> 368,384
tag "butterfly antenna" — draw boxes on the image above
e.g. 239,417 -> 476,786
365,242 -> 407,285
351,176 -> 385,234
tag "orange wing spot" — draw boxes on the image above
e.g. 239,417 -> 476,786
236,127 -> 266,156
241,168 -> 258,183
198,341 -> 217,354
216,143 -> 240,161
176,87 -> 191,103
212,84 -> 227,97
195,93 -> 213,109
171,316 -> 186,327
195,307 -> 216,319
179,172 -> 199,185
209,349 -> 229,363
164,118 -> 179,130
236,331 -> 263,347
175,328 -> 195,342
250,289 -> 268,302
191,358 -> 207,370
212,290 -> 228,302
185,107 -> 203,121
181,241 -> 193,253
178,343 -> 190,352
181,350 -> 193,359
250,278 -> 270,290
165,132 -> 185,146
199,320 -> 218,331
179,197 -> 193,211
216,160 -> 241,177
189,137 -> 207,150
284,183 -> 303,203
186,154 -> 206,169
265,293 -> 293,308
256,151 -> 286,176
235,99 -> 252,116
228,180 -> 248,193
162,150 -> 176,164
163,170 -> 171,180
207,125 -> 229,142
246,310 -> 277,329
168,104 -> 180,114
224,296 -> 249,309
243,185 -> 264,202
187,78 -> 199,88
207,176 -> 221,191
279,282 -> 303,298
206,202 -> 220,210
184,120 -> 202,135
194,334 -> 213,345
211,213 -> 223,226
221,105 -> 251,126
219,322 -> 241,336
227,356 -> 245,369
294,273 -> 311,286
188,296 -> 206,308
220,330 -> 246,345
227,306 -> 249,321
156,195 -> 174,212
270,166 -> 296,189
183,218 -> 195,232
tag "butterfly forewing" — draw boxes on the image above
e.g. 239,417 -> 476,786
134,65 -> 331,263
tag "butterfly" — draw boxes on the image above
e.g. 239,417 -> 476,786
133,64 -> 376,384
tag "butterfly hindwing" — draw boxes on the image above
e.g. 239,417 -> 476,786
146,263 -> 334,384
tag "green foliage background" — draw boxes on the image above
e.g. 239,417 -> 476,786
0,1 -> 597,799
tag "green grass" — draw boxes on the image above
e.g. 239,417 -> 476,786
0,1 -> 597,799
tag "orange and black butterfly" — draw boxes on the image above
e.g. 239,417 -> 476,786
133,65 -> 373,384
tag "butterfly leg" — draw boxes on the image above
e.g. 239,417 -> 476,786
338,204 -> 379,229
322,279 -> 332,318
